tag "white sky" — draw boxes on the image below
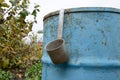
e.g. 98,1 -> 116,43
30,0 -> 120,33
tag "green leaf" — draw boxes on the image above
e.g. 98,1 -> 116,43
19,10 -> 29,19
2,57 -> 9,68
0,0 -> 4,3
34,5 -> 40,8
36,9 -> 40,12
9,0 -> 15,6
9,0 -> 19,6
1,3 -> 9,7
32,10 -> 36,17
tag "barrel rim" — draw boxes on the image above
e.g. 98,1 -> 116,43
43,7 -> 120,20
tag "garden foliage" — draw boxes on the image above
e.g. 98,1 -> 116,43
0,0 -> 41,69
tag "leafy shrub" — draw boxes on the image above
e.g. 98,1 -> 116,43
0,0 -> 40,69
0,69 -> 13,80
0,0 -> 42,79
25,61 -> 42,80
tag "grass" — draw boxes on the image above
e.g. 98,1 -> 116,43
25,60 -> 42,80
0,60 -> 42,80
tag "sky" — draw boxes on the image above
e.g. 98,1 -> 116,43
30,0 -> 120,33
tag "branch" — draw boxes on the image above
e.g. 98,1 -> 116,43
4,6 -> 13,15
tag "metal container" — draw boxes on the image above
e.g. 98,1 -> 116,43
46,9 -> 69,64
42,7 -> 120,80
46,39 -> 69,64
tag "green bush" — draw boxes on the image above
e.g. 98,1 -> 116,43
0,69 -> 13,80
0,0 -> 42,79
0,0 -> 40,69
25,61 -> 42,80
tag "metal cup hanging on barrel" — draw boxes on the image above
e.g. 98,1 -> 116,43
46,9 -> 69,64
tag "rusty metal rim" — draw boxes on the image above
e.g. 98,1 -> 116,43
43,7 -> 120,21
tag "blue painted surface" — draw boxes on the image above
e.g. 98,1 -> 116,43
42,7 -> 120,80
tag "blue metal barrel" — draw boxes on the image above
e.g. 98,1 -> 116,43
42,7 -> 120,80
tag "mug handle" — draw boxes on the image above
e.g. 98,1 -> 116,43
57,9 -> 64,39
